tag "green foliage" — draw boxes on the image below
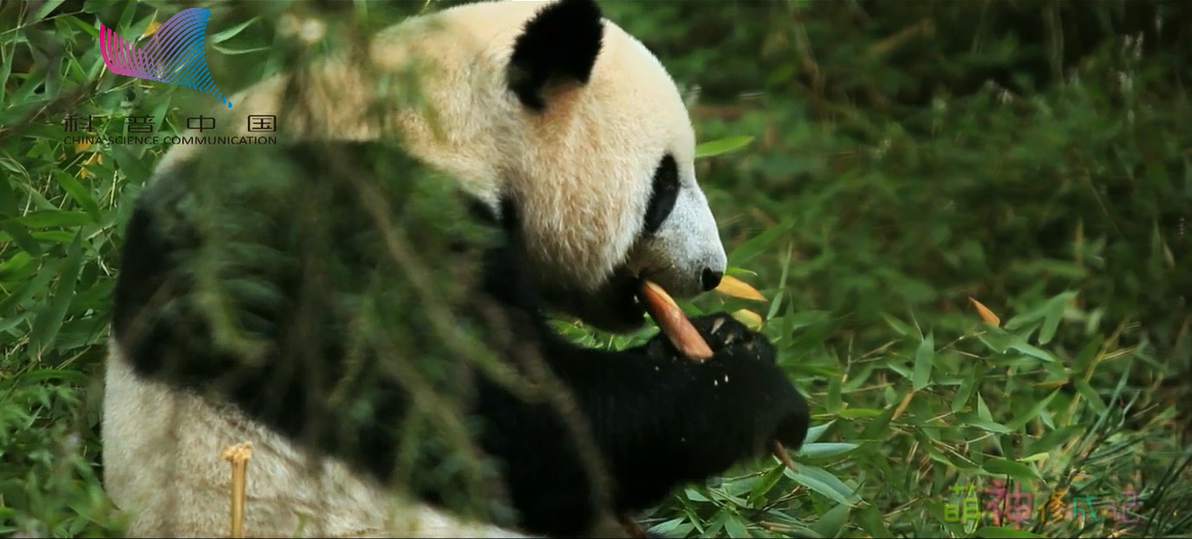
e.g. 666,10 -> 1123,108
2,0 -> 1191,538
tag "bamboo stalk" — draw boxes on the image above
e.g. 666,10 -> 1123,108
639,280 -> 714,361
220,442 -> 254,539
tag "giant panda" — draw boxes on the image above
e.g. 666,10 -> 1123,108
101,0 -> 811,537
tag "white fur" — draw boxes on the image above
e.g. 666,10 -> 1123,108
104,339 -> 530,538
104,1 -> 724,536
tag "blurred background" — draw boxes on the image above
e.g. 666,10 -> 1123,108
0,0 -> 1190,537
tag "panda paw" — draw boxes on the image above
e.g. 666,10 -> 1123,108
644,312 -> 776,364
642,312 -> 809,452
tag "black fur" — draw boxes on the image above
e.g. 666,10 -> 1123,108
110,141 -> 810,537
643,154 -> 680,235
507,0 -> 604,111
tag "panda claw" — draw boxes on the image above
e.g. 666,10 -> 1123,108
709,317 -> 726,335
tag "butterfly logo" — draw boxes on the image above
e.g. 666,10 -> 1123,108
99,7 -> 233,108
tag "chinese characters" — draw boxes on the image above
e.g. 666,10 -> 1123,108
61,113 -> 277,135
943,480 -> 1140,529
59,113 -> 278,148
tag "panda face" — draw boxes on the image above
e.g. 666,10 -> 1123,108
483,0 -> 729,334
531,146 -> 728,334
572,151 -> 727,335
630,153 -> 729,298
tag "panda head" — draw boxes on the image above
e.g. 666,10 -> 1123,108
210,0 -> 726,334
384,0 -> 728,333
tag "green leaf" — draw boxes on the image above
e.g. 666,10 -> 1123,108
1003,292 -> 1076,332
973,527 -> 1047,538
16,368 -> 89,385
728,221 -> 793,266
951,367 -> 980,413
840,407 -> 888,419
647,519 -> 692,538
695,136 -> 754,159
64,15 -> 100,38
797,442 -> 859,459
1,221 -> 42,256
1023,425 -> 1084,455
802,420 -> 834,445
766,243 -> 794,321
0,312 -> 29,335
1005,389 -> 1059,431
855,505 -> 892,538
52,171 -> 102,222
785,464 -> 860,506
210,44 -> 272,56
82,0 -> 109,13
981,458 -> 1041,481
1072,334 -> 1104,374
111,145 -> 155,185
0,41 -> 13,109
12,210 -> 93,228
116,0 -> 138,32
881,312 -> 919,338
723,512 -> 750,538
29,232 -> 84,359
1073,379 -> 1108,414
748,463 -> 787,506
27,0 -> 68,25
912,331 -> 935,390
0,166 -> 19,217
825,374 -> 842,413
810,503 -> 849,538
976,325 -> 1016,354
210,16 -> 260,44
0,258 -> 61,315
1008,338 -> 1057,363
1037,295 -> 1068,345
781,309 -> 831,332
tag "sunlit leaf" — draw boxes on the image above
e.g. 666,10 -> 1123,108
695,136 -> 754,159
715,274 -> 767,301
731,309 -> 763,330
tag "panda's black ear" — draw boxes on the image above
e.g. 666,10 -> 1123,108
507,0 -> 604,112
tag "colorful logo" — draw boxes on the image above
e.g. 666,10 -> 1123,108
944,479 -> 1140,529
98,7 -> 232,108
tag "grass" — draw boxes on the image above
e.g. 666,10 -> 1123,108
2,1 -> 1191,538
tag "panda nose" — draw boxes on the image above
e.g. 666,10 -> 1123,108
701,268 -> 723,292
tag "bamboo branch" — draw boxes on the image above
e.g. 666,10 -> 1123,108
221,442 -> 254,539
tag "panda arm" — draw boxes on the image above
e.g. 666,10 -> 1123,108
472,236 -> 811,519
538,318 -> 809,514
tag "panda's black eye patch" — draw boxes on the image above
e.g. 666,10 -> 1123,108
643,154 -> 679,234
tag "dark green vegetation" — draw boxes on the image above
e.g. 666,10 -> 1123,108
1,1 -> 1190,537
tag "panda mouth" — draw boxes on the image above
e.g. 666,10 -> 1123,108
539,267 -> 648,334
604,269 -> 649,329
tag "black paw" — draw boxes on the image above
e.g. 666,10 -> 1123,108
644,312 -> 776,364
643,312 -> 809,453
773,395 -> 811,452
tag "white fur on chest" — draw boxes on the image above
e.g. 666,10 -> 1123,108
101,338 -> 530,538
